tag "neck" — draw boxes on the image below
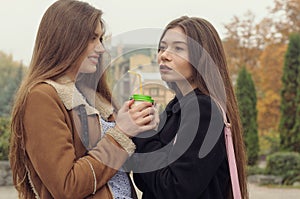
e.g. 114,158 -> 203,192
56,74 -> 75,84
176,81 -> 197,96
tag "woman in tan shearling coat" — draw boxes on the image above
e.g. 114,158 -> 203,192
9,0 -> 158,198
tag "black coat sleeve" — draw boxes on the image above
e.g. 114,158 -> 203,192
133,94 -> 227,199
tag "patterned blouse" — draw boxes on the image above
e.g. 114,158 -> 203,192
100,117 -> 132,199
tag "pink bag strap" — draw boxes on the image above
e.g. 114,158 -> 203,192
217,104 -> 242,199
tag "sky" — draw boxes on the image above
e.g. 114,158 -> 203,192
0,0 -> 275,65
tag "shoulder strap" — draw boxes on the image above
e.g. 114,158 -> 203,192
217,104 -> 242,199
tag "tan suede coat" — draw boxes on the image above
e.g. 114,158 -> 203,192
23,79 -> 137,199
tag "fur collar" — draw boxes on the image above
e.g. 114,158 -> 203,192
44,76 -> 113,120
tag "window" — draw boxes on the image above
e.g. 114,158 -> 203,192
150,88 -> 159,96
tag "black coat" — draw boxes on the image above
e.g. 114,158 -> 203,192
131,89 -> 230,199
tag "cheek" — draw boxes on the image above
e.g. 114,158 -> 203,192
181,61 -> 193,78
79,58 -> 93,73
157,53 -> 162,63
80,58 -> 88,67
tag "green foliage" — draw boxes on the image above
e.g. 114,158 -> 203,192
260,130 -> 280,155
266,152 -> 300,185
247,165 -> 266,176
0,51 -> 25,159
0,51 -> 25,117
236,67 -> 259,165
0,117 -> 10,160
292,36 -> 300,152
279,33 -> 300,151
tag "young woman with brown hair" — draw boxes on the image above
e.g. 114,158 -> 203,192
132,16 -> 248,199
9,0 -> 158,198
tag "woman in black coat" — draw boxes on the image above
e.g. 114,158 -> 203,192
131,16 -> 248,199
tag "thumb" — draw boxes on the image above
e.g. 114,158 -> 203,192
120,99 -> 134,112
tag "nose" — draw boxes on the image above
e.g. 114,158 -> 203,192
159,49 -> 172,62
95,40 -> 105,54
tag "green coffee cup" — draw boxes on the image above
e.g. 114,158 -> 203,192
130,94 -> 154,108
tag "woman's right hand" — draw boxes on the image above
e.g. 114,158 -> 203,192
115,99 -> 159,138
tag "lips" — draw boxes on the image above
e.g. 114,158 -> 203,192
159,64 -> 172,71
89,56 -> 99,65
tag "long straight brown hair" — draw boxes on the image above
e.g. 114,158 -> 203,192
159,16 -> 248,199
9,0 -> 112,198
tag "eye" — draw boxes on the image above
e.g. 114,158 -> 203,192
175,46 -> 184,51
99,37 -> 103,43
158,45 -> 167,52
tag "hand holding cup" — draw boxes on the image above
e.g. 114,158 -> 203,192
115,99 -> 159,137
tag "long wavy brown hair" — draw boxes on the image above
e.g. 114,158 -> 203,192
9,0 -> 113,198
159,16 -> 248,199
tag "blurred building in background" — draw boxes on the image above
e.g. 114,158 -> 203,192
107,43 -> 174,110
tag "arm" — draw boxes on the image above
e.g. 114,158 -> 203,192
24,85 -> 129,199
133,95 -> 226,198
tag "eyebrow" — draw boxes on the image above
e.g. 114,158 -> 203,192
94,32 -> 104,37
160,41 -> 187,45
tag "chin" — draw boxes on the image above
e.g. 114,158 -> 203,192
160,74 -> 169,82
80,66 -> 97,74
160,75 -> 176,83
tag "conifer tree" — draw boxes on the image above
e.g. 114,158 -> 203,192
236,67 -> 259,165
0,53 -> 24,116
279,33 -> 300,151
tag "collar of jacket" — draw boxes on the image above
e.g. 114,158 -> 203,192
44,76 -> 113,120
165,88 -> 202,114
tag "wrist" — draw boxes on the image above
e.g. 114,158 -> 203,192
114,125 -> 132,138
106,127 -> 136,156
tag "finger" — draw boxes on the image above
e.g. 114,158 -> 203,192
140,107 -> 155,117
130,107 -> 155,121
129,106 -> 154,120
134,114 -> 153,125
131,101 -> 153,112
128,99 -> 135,108
154,106 -> 159,117
151,113 -> 160,126
139,120 -> 159,132
120,100 -> 134,113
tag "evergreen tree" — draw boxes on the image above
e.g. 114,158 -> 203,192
0,52 -> 24,116
4,63 -> 24,115
0,67 -> 23,116
280,33 -> 300,151
236,67 -> 259,165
